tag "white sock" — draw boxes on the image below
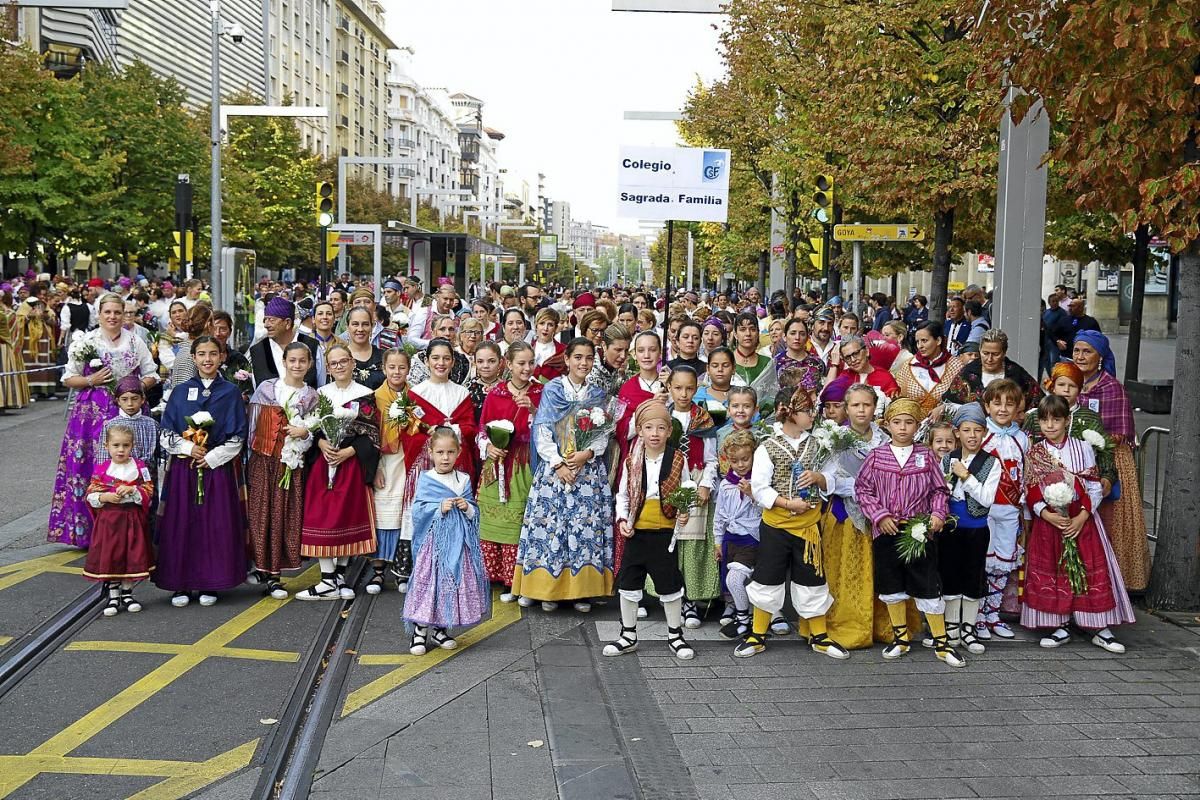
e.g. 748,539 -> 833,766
318,558 -> 336,575
619,596 -> 639,629
961,597 -> 981,631
663,597 -> 684,629
727,566 -> 751,611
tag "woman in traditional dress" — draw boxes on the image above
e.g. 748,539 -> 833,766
155,336 -> 247,607
941,328 -> 1040,412
477,341 -> 542,602
700,317 -> 727,360
512,338 -> 615,612
346,306 -> 385,391
51,292 -> 158,548
456,316 -> 485,384
465,341 -> 505,427
531,307 -> 566,384
774,318 -> 825,382
296,343 -> 381,600
817,381 -> 919,648
828,335 -> 899,399
14,296 -> 59,400
245,342 -> 319,600
587,323 -> 631,402
616,331 -> 670,479
891,320 -> 965,418
410,315 -> 470,386
498,308 -> 529,357
0,291 -> 30,412
731,311 -> 779,407
695,346 -> 735,420
165,304 -> 213,398
1072,331 -> 1151,593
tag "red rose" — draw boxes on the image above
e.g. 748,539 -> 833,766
578,416 -> 594,432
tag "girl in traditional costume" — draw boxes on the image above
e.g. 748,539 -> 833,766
713,429 -> 762,640
246,342 -> 319,600
85,423 -> 155,616
405,426 -> 490,655
664,365 -> 720,627
477,341 -> 542,602
606,400 -> 696,660
156,336 -> 247,608
532,307 -> 566,384
370,347 -> 412,594
616,331 -> 669,480
817,381 -> 903,649
52,292 -> 157,548
512,338 -> 616,611
296,343 -> 380,601
1022,395 -> 1134,652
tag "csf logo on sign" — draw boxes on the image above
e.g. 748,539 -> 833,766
702,150 -> 725,183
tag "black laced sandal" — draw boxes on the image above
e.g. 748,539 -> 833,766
102,584 -> 120,617
430,628 -> 457,650
931,634 -> 967,667
602,625 -> 639,656
719,610 -> 751,639
883,625 -> 911,660
667,626 -> 695,660
265,579 -> 288,600
409,625 -> 429,656
365,565 -> 386,596
810,632 -> 850,660
119,589 -> 142,614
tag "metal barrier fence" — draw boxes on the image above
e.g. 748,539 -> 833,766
1137,426 -> 1171,541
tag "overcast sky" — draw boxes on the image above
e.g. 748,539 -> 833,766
378,1 -> 727,235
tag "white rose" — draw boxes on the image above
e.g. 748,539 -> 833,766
1081,429 -> 1105,448
334,406 -> 357,420
589,407 -> 606,425
679,480 -> 698,491
89,358 -> 103,369
302,414 -> 322,429
189,411 -> 214,426
911,522 -> 927,537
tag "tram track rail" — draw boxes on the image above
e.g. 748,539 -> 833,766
252,560 -> 375,800
0,583 -> 103,701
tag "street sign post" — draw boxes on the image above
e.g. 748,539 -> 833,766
833,224 -> 926,242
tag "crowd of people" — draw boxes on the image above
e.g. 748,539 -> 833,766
0,268 -> 1149,665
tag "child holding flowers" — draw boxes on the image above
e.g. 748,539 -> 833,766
606,400 -> 695,660
246,342 -> 319,599
369,347 -> 413,594
855,398 -> 963,667
1021,395 -> 1134,653
735,386 -> 848,660
156,336 -> 248,608
477,341 -> 543,602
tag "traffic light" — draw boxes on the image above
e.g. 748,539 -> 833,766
325,230 -> 341,262
813,174 -> 835,223
172,231 -> 194,262
808,236 -> 824,270
315,181 -> 334,227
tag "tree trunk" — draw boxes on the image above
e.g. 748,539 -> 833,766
1125,224 -> 1150,383
757,249 -> 768,299
929,207 -> 955,324
1146,236 -> 1200,611
829,203 -> 843,299
783,191 -> 799,302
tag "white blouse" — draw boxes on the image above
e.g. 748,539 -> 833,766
63,327 -> 157,383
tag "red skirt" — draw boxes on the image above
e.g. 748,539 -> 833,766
481,540 -> 517,587
1022,517 -> 1115,617
83,504 -> 154,581
301,455 -> 376,558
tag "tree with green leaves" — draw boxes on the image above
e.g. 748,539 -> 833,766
968,0 -> 1200,608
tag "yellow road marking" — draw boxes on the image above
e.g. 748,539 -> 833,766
0,636 -> 12,647
126,740 -> 259,800
341,592 -> 521,717
0,551 -> 85,591
66,640 -> 300,663
0,565 -> 319,798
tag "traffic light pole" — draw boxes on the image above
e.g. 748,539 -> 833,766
663,219 -> 673,347
319,225 -> 329,301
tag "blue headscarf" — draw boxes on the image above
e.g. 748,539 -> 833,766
1073,330 -> 1116,376
531,376 -> 608,474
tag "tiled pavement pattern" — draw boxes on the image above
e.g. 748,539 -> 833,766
630,614 -> 1200,800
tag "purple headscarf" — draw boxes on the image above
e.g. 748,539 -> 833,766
1074,330 -> 1116,376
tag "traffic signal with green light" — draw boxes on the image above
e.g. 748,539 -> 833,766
813,174 -> 834,223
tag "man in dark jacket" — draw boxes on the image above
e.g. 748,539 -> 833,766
1065,296 -> 1101,351
246,297 -> 320,388
1040,292 -> 1072,376
942,297 -> 970,356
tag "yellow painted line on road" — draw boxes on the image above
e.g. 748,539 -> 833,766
0,551 -> 85,591
0,636 -> 12,647
341,592 -> 521,717
0,565 -> 319,798
126,740 -> 259,800
66,640 -> 300,663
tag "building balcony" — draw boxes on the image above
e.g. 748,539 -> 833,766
337,115 -> 349,128
393,137 -> 416,150
391,166 -> 416,179
339,50 -> 350,64
337,82 -> 349,96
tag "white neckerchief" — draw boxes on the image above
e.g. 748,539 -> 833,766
106,459 -> 139,481
412,379 -> 469,415
890,443 -> 913,467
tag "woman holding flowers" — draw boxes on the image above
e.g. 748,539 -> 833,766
1022,395 -> 1134,652
297,343 -> 380,600
52,292 -> 158,548
245,342 -> 319,599
155,336 -> 247,607
512,338 -> 616,612
477,341 -> 543,601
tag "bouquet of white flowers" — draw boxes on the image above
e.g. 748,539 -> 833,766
894,514 -> 957,564
308,394 -> 359,489
182,411 -> 215,504
278,394 -> 312,490
1043,479 -> 1088,595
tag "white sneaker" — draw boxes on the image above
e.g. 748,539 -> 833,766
517,595 -> 534,608
198,594 -> 218,607
500,592 -> 516,603
573,602 -> 591,613
541,601 -> 559,612
974,622 -> 992,640
1040,628 -> 1071,648
991,622 -> 1016,639
365,582 -> 382,595
269,586 -> 289,600
171,592 -> 190,608
1091,628 -> 1126,654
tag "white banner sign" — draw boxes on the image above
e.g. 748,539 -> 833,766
616,145 -> 730,223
